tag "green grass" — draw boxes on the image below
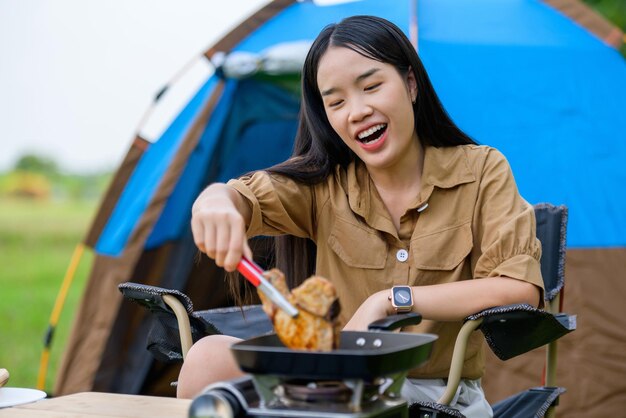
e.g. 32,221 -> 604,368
0,198 -> 96,393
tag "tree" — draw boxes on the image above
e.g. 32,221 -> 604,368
14,154 -> 59,176
582,0 -> 626,56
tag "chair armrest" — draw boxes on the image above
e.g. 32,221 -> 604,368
118,282 -> 274,362
466,304 -> 576,360
438,304 -> 575,406
118,282 -> 220,362
118,282 -> 196,315
492,386 -> 565,418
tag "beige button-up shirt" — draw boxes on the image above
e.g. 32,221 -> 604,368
229,144 -> 543,379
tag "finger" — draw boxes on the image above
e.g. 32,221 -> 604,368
214,222 -> 231,268
224,217 -> 247,272
203,223 -> 217,260
191,216 -> 207,253
243,240 -> 253,261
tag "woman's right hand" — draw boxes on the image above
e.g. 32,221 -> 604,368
191,183 -> 252,272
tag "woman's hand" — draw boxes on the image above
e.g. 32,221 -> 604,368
343,290 -> 394,331
191,183 -> 252,272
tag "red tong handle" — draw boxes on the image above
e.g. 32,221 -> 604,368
237,256 -> 264,286
237,256 -> 299,317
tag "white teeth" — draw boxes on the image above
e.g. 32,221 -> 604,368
357,124 -> 386,140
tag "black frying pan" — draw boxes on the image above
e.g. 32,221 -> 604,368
230,313 -> 437,380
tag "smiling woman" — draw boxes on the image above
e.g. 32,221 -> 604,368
316,45 -> 423,230
182,15 -> 543,418
317,46 -> 419,178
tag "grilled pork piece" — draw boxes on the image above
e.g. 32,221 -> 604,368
258,269 -> 341,351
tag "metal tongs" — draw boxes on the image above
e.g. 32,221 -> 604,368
237,256 -> 299,317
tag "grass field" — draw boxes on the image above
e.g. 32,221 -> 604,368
0,198 -> 96,393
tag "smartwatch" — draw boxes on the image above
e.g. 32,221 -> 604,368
390,285 -> 413,312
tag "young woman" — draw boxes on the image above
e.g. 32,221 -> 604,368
180,15 -> 543,418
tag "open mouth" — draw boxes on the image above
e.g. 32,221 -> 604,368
357,124 -> 387,144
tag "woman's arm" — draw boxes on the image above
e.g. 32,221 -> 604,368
191,183 -> 253,272
343,277 -> 540,330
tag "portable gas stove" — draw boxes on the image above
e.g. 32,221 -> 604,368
189,373 -> 412,417
188,323 -> 437,418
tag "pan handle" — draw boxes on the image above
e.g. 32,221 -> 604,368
367,312 -> 422,331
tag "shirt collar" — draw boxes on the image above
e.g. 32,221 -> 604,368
346,160 -> 373,220
421,145 -> 476,190
344,145 -> 476,231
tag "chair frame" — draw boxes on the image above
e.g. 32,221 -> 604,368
432,203 -> 573,417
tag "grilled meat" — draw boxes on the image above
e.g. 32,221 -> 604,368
258,269 -> 341,351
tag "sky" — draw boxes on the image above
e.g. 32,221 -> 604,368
0,0 -> 271,173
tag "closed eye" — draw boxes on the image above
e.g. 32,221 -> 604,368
328,99 -> 343,108
364,82 -> 381,91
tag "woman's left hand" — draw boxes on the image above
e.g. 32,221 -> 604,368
343,290 -> 394,331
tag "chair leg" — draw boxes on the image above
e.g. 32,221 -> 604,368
544,293 -> 561,417
545,339 -> 558,386
544,292 -> 560,387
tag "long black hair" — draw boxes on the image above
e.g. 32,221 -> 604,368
269,15 -> 475,184
253,16 -> 476,290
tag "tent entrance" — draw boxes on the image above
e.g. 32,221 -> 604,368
94,78 -> 301,395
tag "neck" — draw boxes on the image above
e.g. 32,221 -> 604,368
367,141 -> 425,232
368,141 -> 424,193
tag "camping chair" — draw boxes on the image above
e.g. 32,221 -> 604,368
119,203 -> 575,418
407,203 -> 576,417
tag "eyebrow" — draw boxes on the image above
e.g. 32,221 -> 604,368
320,67 -> 381,97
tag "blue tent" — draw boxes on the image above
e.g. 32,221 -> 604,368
56,1 -> 625,416
94,0 -> 626,256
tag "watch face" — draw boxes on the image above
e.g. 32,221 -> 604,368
393,287 -> 412,307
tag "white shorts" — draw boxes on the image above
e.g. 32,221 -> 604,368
401,378 -> 493,418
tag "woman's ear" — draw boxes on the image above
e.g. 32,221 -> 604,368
406,68 -> 417,103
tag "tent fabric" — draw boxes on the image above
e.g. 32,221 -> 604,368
94,77 -> 222,256
55,80 -> 225,394
204,0 -> 297,59
89,0 -> 412,257
89,83 -> 229,391
56,1 -> 626,417
483,248 -> 626,416
55,252 -> 135,394
146,79 -> 299,249
89,0 -> 626,255
83,136 -> 149,247
417,0 -> 626,248
143,80 -> 239,250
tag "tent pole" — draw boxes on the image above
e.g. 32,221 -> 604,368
37,243 -> 86,391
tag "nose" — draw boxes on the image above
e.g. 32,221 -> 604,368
348,96 -> 373,123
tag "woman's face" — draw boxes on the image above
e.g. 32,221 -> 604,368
316,46 -> 419,173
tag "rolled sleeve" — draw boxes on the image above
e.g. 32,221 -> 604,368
227,171 -> 315,239
488,253 -> 542,287
228,177 -> 264,236
472,149 -> 544,302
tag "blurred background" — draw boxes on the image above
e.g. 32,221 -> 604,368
0,0 -> 624,401
0,0 -> 265,391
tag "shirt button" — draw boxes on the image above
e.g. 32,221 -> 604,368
396,249 -> 409,262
